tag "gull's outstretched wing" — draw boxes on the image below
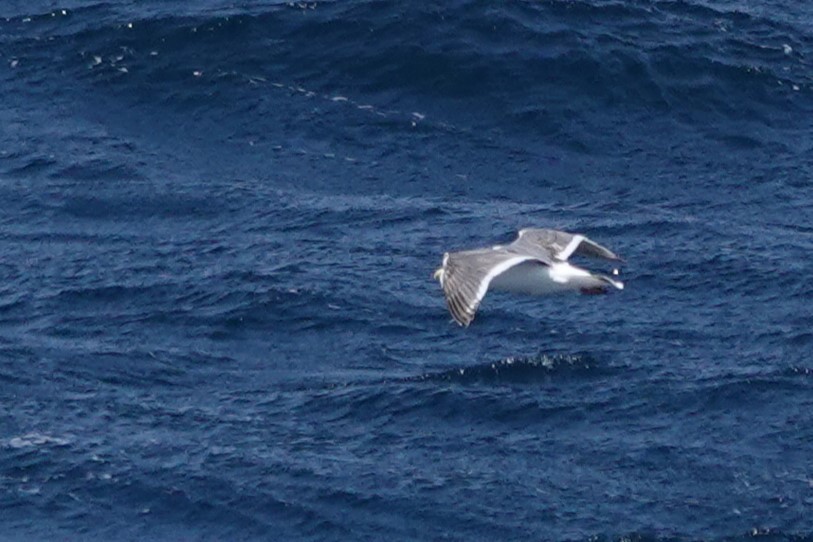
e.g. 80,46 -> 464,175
435,248 -> 536,327
512,228 -> 622,262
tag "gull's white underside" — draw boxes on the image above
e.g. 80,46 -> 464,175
489,261 -> 622,295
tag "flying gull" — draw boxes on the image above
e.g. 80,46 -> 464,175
433,228 -> 624,326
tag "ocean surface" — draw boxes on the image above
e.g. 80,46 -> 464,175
1,0 -> 812,540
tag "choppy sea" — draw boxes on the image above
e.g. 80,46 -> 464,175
1,1 -> 812,540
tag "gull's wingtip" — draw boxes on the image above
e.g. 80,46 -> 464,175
454,316 -> 472,327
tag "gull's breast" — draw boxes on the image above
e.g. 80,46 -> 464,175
489,261 -> 574,295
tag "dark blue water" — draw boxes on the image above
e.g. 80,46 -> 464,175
2,1 -> 812,540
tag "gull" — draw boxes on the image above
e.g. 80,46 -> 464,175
433,228 -> 624,326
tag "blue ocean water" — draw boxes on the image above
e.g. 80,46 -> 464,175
1,0 -> 812,539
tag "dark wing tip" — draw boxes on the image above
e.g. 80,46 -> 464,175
445,289 -> 476,327
598,244 -> 625,262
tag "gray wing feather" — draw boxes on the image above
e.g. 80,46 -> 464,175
439,248 -> 534,326
513,228 -> 621,261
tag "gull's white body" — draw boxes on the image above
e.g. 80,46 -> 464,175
490,261 -> 620,295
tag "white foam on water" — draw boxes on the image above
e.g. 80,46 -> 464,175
8,432 -> 70,449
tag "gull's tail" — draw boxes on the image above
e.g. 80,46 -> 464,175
596,269 -> 624,290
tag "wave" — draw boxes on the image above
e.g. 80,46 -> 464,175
2,0 -> 810,150
415,353 -> 611,384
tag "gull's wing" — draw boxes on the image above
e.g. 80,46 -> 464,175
435,248 -> 537,327
512,228 -> 622,262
